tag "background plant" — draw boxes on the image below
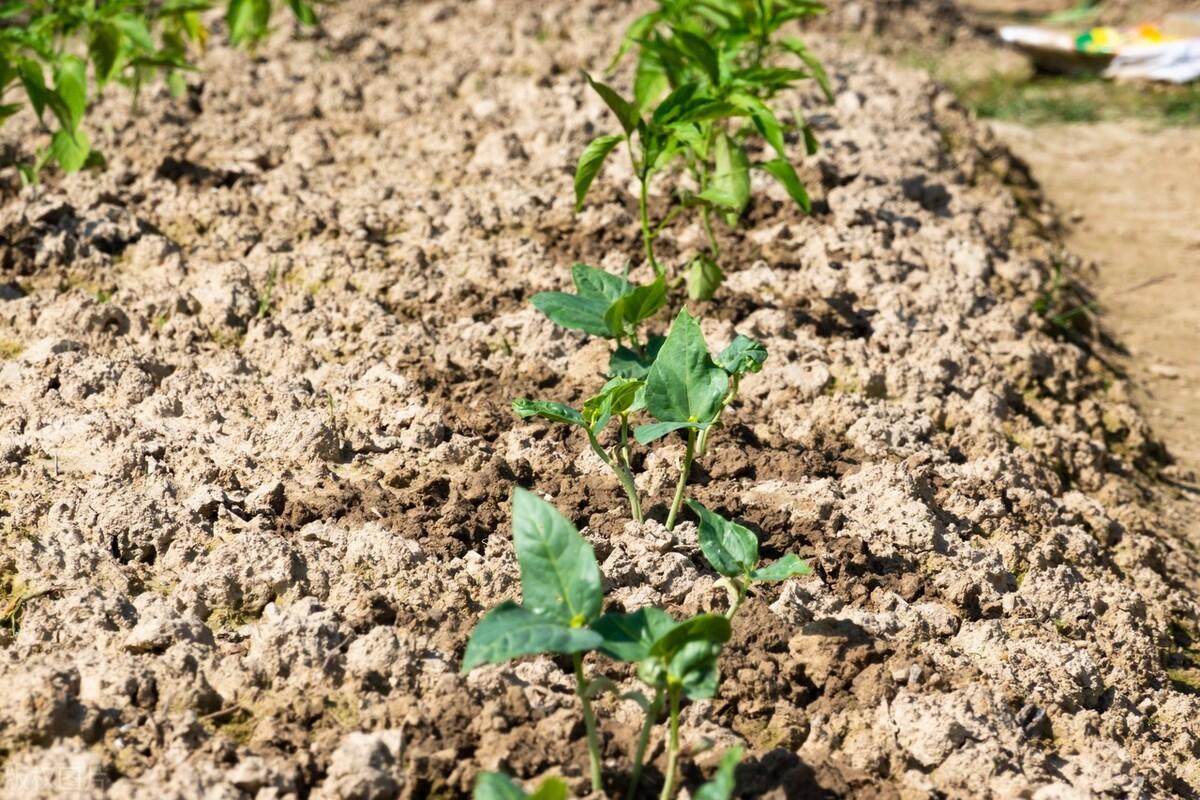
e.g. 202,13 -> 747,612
0,0 -> 318,180
575,0 -> 831,299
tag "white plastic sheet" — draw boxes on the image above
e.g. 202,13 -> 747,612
1106,39 -> 1200,83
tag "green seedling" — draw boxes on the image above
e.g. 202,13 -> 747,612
694,746 -> 745,800
593,607 -> 731,800
532,263 -> 666,354
464,488 -> 739,797
635,308 -> 767,529
687,500 -> 809,618
462,488 -> 608,791
513,376 -> 646,522
473,772 -> 568,800
576,0 -> 829,298
0,0 -> 316,180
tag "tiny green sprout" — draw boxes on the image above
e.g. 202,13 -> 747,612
513,378 -> 645,522
694,745 -> 745,800
686,500 -> 810,618
473,772 -> 568,800
635,309 -> 768,529
462,488 -> 607,791
532,263 -> 666,351
592,608 -> 732,800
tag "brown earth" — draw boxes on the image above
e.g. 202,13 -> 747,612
1,1 -> 1200,799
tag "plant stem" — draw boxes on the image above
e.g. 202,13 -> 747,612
665,429 -> 696,531
575,653 -> 604,793
617,466 -> 645,524
723,577 -> 746,619
589,432 -> 643,523
639,176 -> 662,277
696,375 -> 739,458
620,415 -> 634,473
626,686 -> 665,800
701,204 -> 720,259
659,686 -> 682,800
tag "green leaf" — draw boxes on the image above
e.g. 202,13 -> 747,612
112,15 -> 155,51
572,263 -> 630,303
512,487 -> 602,625
585,72 -> 639,136
512,399 -> 585,428
18,58 -> 48,122
604,275 -> 666,338
651,82 -> 702,126
687,500 -> 758,578
728,93 -> 786,159
461,602 -> 603,672
609,335 -> 665,380
781,36 -> 834,102
0,103 -> 21,124
49,127 -> 90,173
593,607 -> 676,663
634,52 -> 670,111
632,419 -> 704,446
528,778 -> 568,800
697,132 -> 750,213
687,254 -> 723,301
52,57 -> 87,132
801,121 -> 820,156
694,746 -> 745,800
716,335 -> 768,376
582,378 -> 643,432
608,10 -> 660,73
574,133 -> 623,212
286,0 -> 318,26
531,264 -> 630,338
642,307 -> 728,427
474,772 -> 526,800
670,639 -> 724,699
227,0 -> 271,45
650,613 -> 731,661
167,70 -> 188,98
672,28 -> 721,85
749,553 -> 811,582
89,24 -> 122,86
756,158 -> 811,213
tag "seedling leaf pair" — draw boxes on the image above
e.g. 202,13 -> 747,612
532,264 -> 664,341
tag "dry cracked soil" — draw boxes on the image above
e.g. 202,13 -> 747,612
1,1 -> 1199,798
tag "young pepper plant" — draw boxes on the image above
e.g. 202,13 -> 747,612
592,607 -> 732,800
513,376 -> 646,522
463,488 -> 740,797
577,1 -> 830,300
635,308 -> 768,530
461,488 -> 609,792
687,500 -> 810,618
